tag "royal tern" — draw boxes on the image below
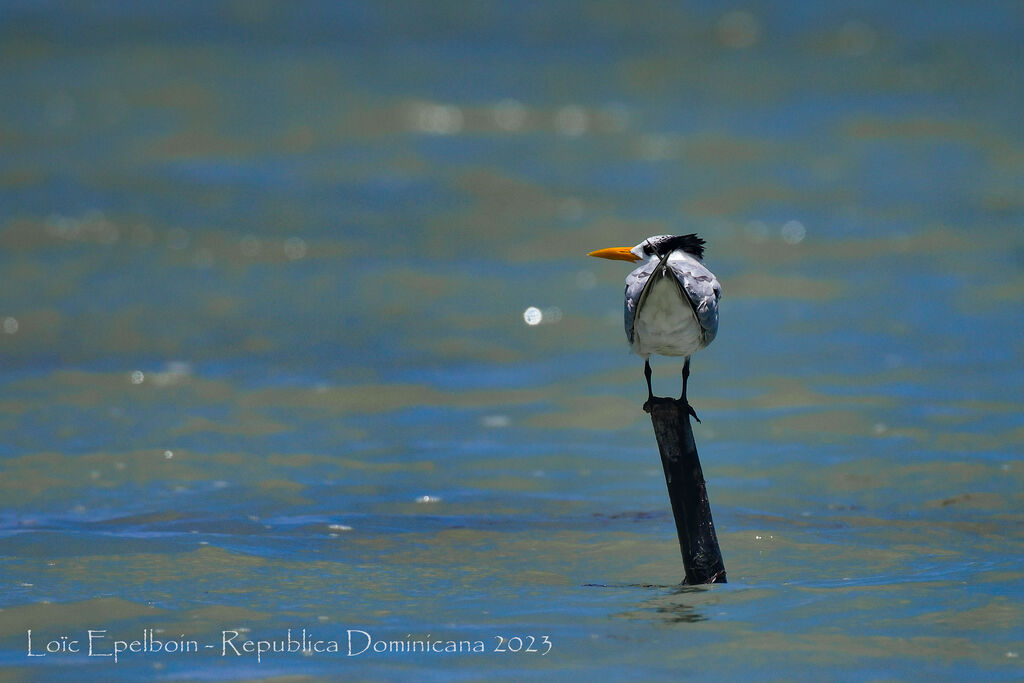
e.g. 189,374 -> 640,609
589,234 -> 721,418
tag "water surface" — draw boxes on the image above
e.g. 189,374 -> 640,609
1,1 -> 1023,680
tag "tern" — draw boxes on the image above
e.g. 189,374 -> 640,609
589,234 -> 721,419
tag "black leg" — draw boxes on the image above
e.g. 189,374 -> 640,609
644,359 -> 653,402
680,356 -> 690,401
679,356 -> 700,423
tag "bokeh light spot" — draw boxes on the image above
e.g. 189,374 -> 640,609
781,220 -> 807,244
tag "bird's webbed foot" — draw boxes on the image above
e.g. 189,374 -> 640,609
676,399 -> 701,423
643,395 -> 700,421
643,357 -> 701,421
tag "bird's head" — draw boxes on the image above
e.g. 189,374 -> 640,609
588,234 -> 706,263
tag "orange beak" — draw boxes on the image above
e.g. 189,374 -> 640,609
588,246 -> 639,262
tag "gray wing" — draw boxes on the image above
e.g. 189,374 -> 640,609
624,253 -> 722,346
623,257 -> 662,345
668,253 -> 721,345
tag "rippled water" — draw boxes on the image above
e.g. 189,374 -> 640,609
2,2 -> 1023,680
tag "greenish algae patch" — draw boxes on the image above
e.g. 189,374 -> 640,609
525,394 -> 643,431
0,599 -> 163,638
722,272 -> 843,300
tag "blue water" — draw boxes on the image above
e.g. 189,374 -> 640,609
1,1 -> 1023,680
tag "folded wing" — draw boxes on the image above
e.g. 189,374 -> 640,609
624,252 -> 721,347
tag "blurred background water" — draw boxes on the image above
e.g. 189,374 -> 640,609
1,1 -> 1023,680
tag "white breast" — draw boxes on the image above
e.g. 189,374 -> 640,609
631,270 -> 703,358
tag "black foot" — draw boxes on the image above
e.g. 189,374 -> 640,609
643,358 -> 701,421
677,398 -> 701,423
642,395 -> 699,422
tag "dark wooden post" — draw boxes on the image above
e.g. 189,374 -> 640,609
644,397 -> 726,584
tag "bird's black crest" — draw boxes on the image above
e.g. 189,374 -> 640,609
641,234 -> 706,259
